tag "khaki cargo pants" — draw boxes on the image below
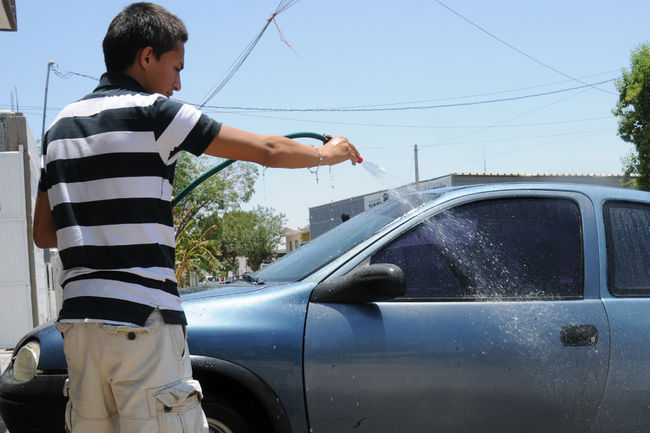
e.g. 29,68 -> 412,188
55,310 -> 208,433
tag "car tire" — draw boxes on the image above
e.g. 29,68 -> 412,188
202,397 -> 255,433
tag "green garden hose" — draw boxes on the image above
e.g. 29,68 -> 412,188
171,132 -> 331,207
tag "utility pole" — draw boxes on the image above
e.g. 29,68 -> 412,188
40,61 -> 55,264
40,61 -> 55,145
414,144 -> 420,189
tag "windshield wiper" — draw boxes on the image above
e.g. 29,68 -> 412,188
242,273 -> 265,285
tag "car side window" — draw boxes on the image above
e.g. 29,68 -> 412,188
370,197 -> 584,300
604,201 -> 650,296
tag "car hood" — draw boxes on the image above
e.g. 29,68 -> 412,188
180,281 -> 285,300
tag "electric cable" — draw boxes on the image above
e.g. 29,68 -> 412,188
304,69 -> 619,110
51,64 -> 99,81
194,78 -> 615,112
199,107 -> 613,130
419,129 -> 612,172
421,87 -> 594,148
198,0 -> 300,109
434,0 -> 617,96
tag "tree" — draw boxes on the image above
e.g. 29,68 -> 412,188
613,43 -> 650,190
172,154 -> 285,282
173,153 -> 258,284
244,206 -> 285,271
173,153 -> 258,239
174,219 -> 220,287
206,207 -> 286,274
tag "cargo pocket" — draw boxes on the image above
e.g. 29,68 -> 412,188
149,379 -> 208,433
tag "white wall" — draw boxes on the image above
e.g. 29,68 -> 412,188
0,150 -> 35,348
0,114 -> 56,348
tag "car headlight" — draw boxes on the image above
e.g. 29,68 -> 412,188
13,340 -> 40,382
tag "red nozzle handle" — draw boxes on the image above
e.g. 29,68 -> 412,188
357,155 -> 363,164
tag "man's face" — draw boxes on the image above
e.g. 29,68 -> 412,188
141,41 -> 184,97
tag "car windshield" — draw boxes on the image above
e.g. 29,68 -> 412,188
254,191 -> 442,282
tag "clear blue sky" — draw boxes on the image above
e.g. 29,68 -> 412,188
3,0 -> 648,227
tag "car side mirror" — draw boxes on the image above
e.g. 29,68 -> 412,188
310,263 -> 406,304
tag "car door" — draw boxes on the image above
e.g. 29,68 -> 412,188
304,193 -> 609,433
593,200 -> 650,432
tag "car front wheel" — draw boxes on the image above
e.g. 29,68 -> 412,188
203,397 -> 254,433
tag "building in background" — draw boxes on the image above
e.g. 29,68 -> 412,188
280,226 -> 311,254
309,172 -> 628,239
0,112 -> 58,348
0,0 -> 17,31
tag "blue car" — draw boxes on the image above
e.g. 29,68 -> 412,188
1,183 -> 650,433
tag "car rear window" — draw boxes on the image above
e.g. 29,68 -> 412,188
604,201 -> 650,296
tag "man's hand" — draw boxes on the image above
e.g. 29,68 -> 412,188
320,136 -> 360,166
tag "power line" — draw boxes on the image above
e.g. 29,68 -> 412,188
51,63 -> 99,81
35,62 -> 618,115
434,0 -> 617,96
369,128 -> 613,150
419,129 -> 612,172
422,86 -> 594,148
193,78 -> 615,112
318,69 -> 619,110
0,103 -> 612,131
203,108 -> 613,130
198,0 -> 301,108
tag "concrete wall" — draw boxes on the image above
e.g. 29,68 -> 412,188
0,150 -> 35,347
0,112 -> 57,348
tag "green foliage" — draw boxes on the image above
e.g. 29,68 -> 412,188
244,206 -> 286,271
614,43 -> 650,190
205,206 -> 286,273
174,219 -> 221,287
621,151 -> 640,189
172,154 -> 285,283
173,153 -> 258,239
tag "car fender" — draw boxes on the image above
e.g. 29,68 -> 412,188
191,355 -> 292,433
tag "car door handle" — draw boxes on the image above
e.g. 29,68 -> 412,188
561,325 -> 598,347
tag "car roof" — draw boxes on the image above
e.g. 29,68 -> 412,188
420,182 -> 649,203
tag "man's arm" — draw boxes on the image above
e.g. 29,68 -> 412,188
33,191 -> 57,248
204,125 -> 360,168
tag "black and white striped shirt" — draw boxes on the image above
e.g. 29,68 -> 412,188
39,73 -> 221,326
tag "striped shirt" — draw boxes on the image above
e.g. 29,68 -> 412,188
39,72 -> 221,326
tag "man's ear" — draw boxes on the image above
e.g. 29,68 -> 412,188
137,46 -> 156,70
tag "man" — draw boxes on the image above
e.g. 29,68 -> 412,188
33,3 -> 359,432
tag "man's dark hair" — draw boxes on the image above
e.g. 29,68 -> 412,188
103,2 -> 188,72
